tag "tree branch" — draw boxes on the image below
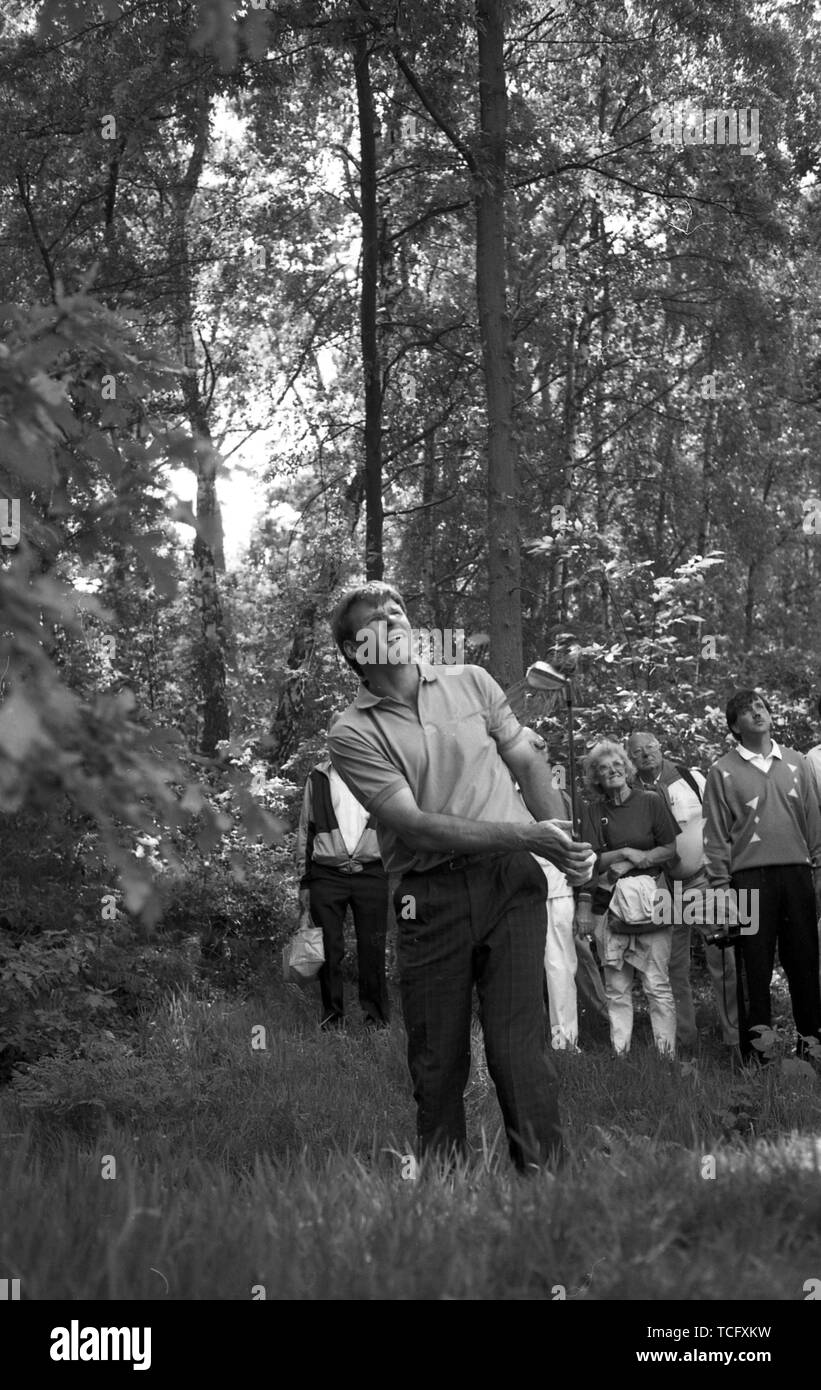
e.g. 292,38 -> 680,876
15,168 -> 57,301
354,0 -> 478,174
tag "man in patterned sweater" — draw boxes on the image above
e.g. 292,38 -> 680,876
703,689 -> 821,1060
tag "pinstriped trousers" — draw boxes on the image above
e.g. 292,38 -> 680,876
394,849 -> 564,1171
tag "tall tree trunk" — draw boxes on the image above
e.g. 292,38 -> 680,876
475,0 -> 520,688
697,330 -> 717,556
691,331 -> 718,686
267,558 -> 342,767
744,558 -> 758,647
653,404 -> 676,576
557,328 -> 578,628
267,599 -> 317,768
555,312 -> 584,628
591,371 -> 610,634
172,93 -> 229,755
592,80 -> 611,637
420,432 -> 443,627
353,31 -> 384,579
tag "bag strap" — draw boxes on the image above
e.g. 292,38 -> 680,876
675,764 -> 703,805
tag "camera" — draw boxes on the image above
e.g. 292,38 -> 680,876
701,924 -> 743,950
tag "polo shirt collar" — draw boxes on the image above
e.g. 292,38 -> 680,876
736,739 -> 781,761
354,661 -> 438,708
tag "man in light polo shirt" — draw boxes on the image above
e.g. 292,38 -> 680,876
327,581 -> 594,1172
703,689 -> 821,1061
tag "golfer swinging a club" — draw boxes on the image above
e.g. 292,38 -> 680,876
327,582 -> 595,1172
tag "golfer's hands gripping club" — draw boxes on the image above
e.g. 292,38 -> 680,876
531,820 -> 596,886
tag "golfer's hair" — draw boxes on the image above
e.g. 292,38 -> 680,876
725,688 -> 771,737
329,581 -> 407,675
582,739 -> 636,798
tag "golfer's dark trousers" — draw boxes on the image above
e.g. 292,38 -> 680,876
731,863 -> 821,1057
309,865 -> 390,1025
394,849 -> 563,1172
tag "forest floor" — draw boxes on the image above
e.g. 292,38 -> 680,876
2,966 -> 821,1301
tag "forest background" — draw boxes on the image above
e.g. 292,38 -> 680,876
1,0 -> 821,1302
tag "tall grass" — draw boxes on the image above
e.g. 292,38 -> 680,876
2,984 -> 821,1300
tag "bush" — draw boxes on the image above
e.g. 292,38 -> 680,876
157,839 -> 299,987
0,928 -> 120,1068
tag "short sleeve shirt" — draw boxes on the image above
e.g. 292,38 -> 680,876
581,788 -> 679,863
663,769 -> 706,829
328,662 -> 534,876
807,745 -> 821,808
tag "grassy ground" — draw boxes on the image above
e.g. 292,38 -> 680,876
2,974 -> 821,1300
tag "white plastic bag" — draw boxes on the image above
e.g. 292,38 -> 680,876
669,815 -> 707,880
282,908 -> 325,983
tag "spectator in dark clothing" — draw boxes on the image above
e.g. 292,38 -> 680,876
296,714 -> 390,1031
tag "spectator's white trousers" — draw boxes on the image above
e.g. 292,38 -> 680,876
597,918 -> 676,1055
544,894 -> 579,1049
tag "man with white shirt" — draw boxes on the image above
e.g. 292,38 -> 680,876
522,741 -> 607,1048
703,689 -> 821,1060
296,713 -> 390,1031
627,731 -> 738,1050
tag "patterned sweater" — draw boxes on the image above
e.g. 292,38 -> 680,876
703,744 -> 821,887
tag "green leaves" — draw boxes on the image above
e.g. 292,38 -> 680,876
0,286 -> 284,923
0,693 -> 44,766
190,0 -> 241,73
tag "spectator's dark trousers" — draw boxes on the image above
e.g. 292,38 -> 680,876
731,863 -> 821,1057
309,864 -> 390,1025
574,933 -> 610,1021
394,849 -> 563,1171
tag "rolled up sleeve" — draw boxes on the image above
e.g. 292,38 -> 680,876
328,725 -> 410,816
477,667 -> 528,754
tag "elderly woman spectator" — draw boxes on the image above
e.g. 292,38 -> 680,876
581,739 -> 679,1056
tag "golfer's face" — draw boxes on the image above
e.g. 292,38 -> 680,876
348,598 -> 413,666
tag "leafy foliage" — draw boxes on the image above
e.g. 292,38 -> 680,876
1,0 -> 821,1061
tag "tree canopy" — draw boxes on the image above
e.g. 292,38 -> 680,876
2,0 -> 821,917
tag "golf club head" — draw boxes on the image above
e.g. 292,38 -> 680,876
525,660 -> 567,691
